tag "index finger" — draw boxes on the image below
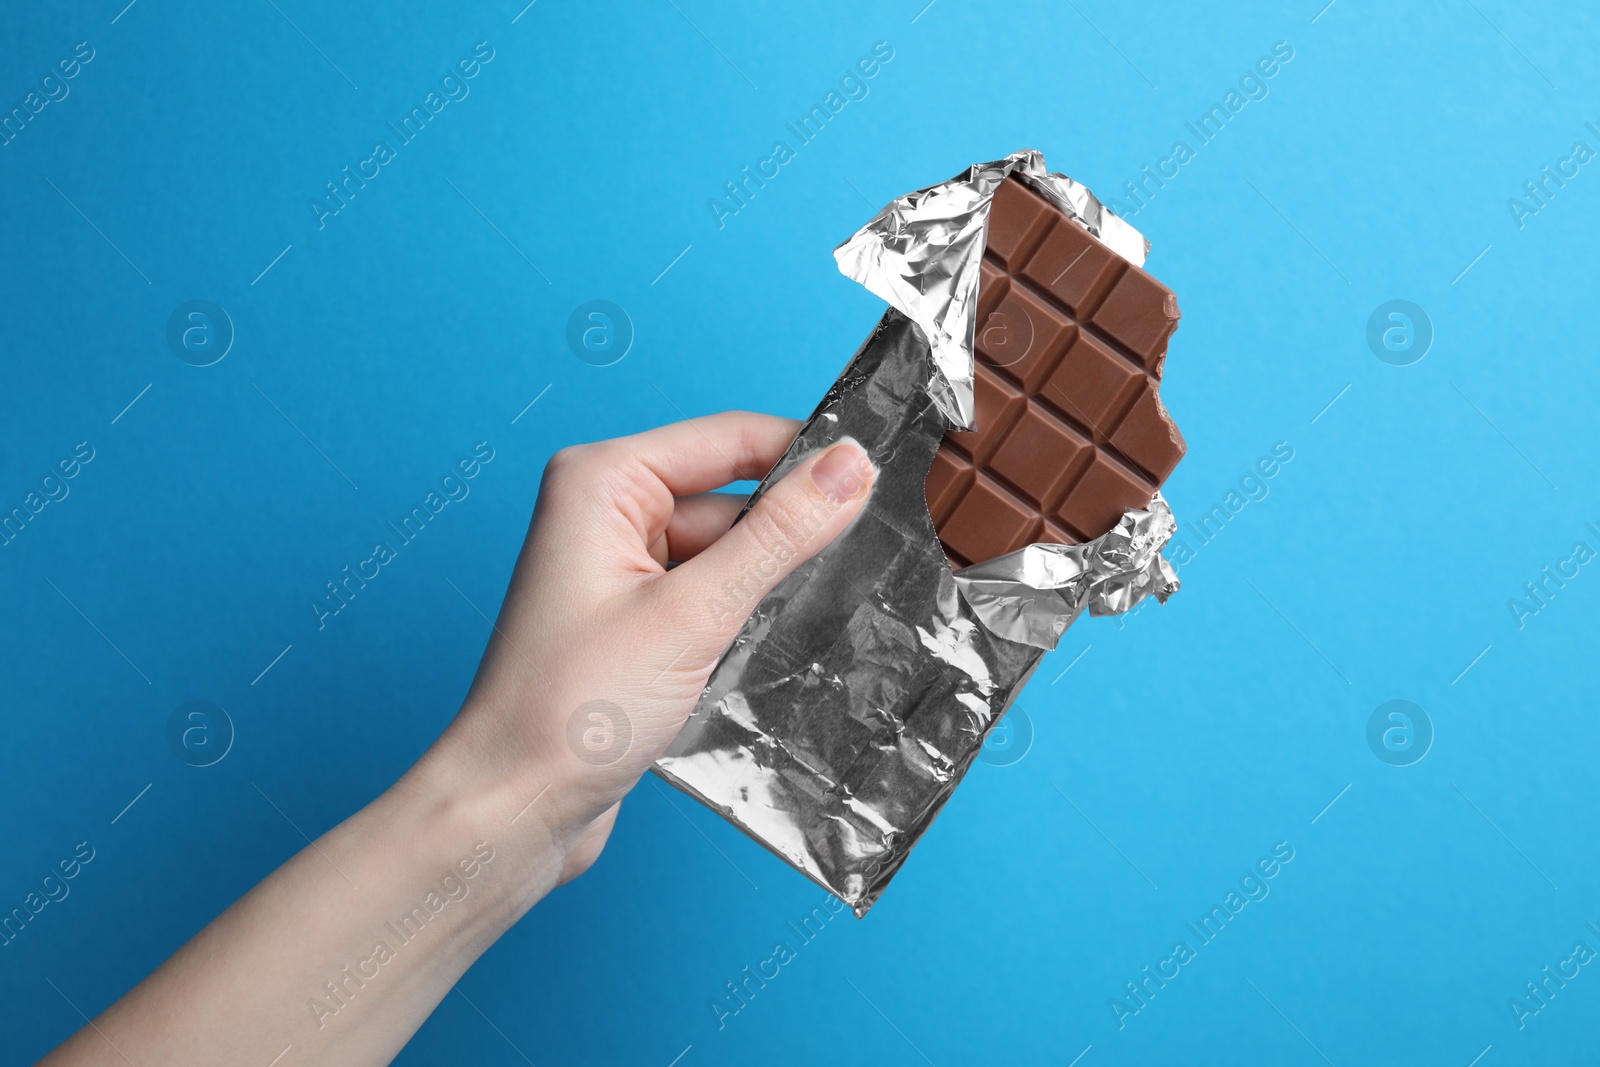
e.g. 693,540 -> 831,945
611,410 -> 800,497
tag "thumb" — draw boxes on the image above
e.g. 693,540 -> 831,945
660,438 -> 876,647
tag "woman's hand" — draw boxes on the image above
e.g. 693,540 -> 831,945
42,411 -> 873,1067
430,411 -> 876,893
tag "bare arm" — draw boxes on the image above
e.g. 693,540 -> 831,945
42,413 -> 874,1066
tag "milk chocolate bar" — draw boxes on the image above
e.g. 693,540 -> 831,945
658,152 -> 1183,916
927,176 -> 1184,567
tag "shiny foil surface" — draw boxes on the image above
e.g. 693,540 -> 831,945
654,151 -> 1180,916
834,148 -> 1148,431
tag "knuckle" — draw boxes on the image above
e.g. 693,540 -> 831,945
543,444 -> 588,483
743,492 -> 815,562
654,582 -> 725,639
543,442 -> 617,495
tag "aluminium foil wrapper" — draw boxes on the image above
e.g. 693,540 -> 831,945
654,150 -> 1180,916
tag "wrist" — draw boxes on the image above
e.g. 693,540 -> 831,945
407,699 -> 605,915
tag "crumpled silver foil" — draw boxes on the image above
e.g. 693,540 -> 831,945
834,148 -> 1148,431
654,150 -> 1180,916
953,499 -> 1178,650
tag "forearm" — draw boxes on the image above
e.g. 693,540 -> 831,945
39,416 -> 870,1065
42,733 -> 568,1067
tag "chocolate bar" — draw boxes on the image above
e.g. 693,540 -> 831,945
927,176 -> 1184,567
658,152 -> 1182,916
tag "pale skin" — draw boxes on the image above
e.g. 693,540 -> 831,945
42,412 -> 875,1067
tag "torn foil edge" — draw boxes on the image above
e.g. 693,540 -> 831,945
951,493 -> 1180,650
833,146 -> 1177,650
833,147 -> 1149,432
656,151 -> 1181,916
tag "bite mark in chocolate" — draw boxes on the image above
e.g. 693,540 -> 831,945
928,176 -> 1185,568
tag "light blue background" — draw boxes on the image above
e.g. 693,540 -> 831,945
3,1 -> 1597,1063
